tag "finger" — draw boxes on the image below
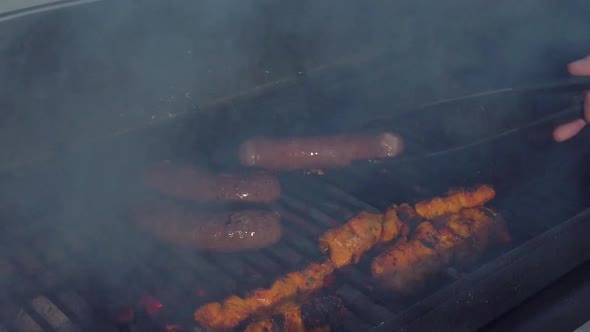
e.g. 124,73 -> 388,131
568,56 -> 590,76
584,90 -> 590,123
553,118 -> 587,142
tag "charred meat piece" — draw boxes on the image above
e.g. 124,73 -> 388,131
414,185 -> 495,219
443,206 -> 512,261
132,200 -> 282,252
282,303 -> 305,332
239,132 -> 404,171
194,261 -> 334,330
244,319 -> 275,332
144,160 -> 281,203
300,295 -> 346,329
371,207 -> 509,293
395,203 -> 426,228
244,296 -> 346,332
371,221 -> 461,294
319,206 -> 406,268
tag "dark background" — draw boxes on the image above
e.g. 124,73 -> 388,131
0,0 -> 588,171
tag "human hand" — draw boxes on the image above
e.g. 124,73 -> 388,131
552,56 -> 590,142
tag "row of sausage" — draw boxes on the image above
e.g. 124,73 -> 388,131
132,132 -> 404,252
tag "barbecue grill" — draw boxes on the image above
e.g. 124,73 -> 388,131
2,78 -> 590,332
1,1 -> 590,332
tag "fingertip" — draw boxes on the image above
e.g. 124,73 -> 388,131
568,56 -> 590,76
553,119 -> 587,142
552,126 -> 567,142
584,90 -> 590,123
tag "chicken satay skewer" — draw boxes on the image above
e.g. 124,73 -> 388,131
371,206 -> 510,293
319,185 -> 495,270
318,206 -> 408,269
195,185 -> 503,330
414,185 -> 496,219
194,260 -> 334,330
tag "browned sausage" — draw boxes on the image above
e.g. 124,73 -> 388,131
143,161 -> 281,203
132,200 -> 283,252
239,132 -> 404,171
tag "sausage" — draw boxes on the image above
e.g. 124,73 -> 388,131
143,161 -> 281,203
239,132 -> 404,171
132,200 -> 283,252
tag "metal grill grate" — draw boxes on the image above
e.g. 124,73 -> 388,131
2,136 -> 589,332
1,81 -> 590,332
0,237 -> 109,331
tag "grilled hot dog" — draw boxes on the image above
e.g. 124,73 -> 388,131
239,132 -> 404,171
132,200 -> 283,252
143,161 -> 281,203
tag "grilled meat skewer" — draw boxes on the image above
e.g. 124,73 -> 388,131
194,261 -> 334,330
318,207 -> 407,268
414,185 -> 495,219
319,186 -> 494,269
371,206 -> 510,293
195,185 -> 508,330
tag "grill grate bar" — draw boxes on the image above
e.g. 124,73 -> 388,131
333,267 -> 376,295
0,253 -> 75,332
199,253 -> 248,285
244,251 -> 284,275
276,202 -> 328,235
336,284 -> 396,326
280,195 -> 352,229
302,175 -> 382,213
338,315 -> 373,332
162,248 -> 237,291
240,251 -> 285,278
29,295 -> 83,332
13,299 -> 59,332
261,244 -> 305,270
273,208 -> 325,258
11,306 -> 46,332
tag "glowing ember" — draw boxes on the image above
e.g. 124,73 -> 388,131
139,295 -> 163,315
197,288 -> 206,297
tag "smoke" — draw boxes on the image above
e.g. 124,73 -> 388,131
0,0 -> 588,162
0,0 -> 589,328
